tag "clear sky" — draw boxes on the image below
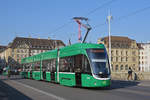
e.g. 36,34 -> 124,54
0,0 -> 150,45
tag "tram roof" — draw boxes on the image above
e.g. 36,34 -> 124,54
21,43 -> 105,63
60,43 -> 105,51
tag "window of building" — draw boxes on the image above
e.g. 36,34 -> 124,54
126,57 -> 128,62
17,54 -> 19,58
116,43 -> 120,48
121,57 -> 123,62
120,65 -> 123,70
116,50 -> 118,55
121,51 -> 123,55
12,49 -> 14,52
132,51 -> 136,56
115,65 -> 118,71
132,57 -> 136,62
125,65 -> 128,70
111,50 -> 113,56
116,57 -> 118,62
126,51 -> 128,56
32,50 -> 35,53
111,64 -> 113,71
21,49 -> 24,53
111,57 -> 113,62
17,49 -> 20,53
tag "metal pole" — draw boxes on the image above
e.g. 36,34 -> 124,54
107,11 -> 112,70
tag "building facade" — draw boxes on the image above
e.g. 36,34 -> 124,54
137,42 -> 150,72
98,36 -> 139,72
0,46 -> 7,68
0,37 -> 65,69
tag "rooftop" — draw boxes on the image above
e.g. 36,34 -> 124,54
10,37 -> 65,48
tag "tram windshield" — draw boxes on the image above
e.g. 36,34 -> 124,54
87,49 -> 110,78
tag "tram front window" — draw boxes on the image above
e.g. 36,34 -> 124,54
87,49 -> 110,78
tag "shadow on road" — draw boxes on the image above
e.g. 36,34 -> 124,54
110,80 -> 140,89
79,80 -> 141,91
0,80 -> 32,100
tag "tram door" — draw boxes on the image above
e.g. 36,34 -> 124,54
51,72 -> 55,81
51,62 -> 56,82
75,55 -> 82,86
30,71 -> 32,79
43,71 -> 46,80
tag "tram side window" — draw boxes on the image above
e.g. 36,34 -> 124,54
22,64 -> 27,71
82,55 -> 91,74
22,64 -> 25,71
74,54 -> 91,73
42,59 -> 56,72
74,55 -> 82,73
59,55 -> 91,73
51,59 -> 56,72
59,57 -> 70,72
23,64 -> 26,71
34,61 -> 41,71
42,60 -> 51,71
25,63 -> 32,71
42,60 -> 48,71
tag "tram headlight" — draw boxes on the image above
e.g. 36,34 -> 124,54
87,77 -> 90,79
99,72 -> 103,74
102,81 -> 106,85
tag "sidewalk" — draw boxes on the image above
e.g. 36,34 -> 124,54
137,80 -> 150,87
0,75 -> 22,80
0,75 -> 32,100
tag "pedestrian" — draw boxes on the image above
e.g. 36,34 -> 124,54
127,67 -> 133,80
134,72 -> 138,81
7,69 -> 11,78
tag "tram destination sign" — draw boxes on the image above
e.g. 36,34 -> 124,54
90,49 -> 104,53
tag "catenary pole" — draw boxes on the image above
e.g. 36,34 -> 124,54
107,11 -> 113,70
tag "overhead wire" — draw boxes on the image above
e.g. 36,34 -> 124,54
116,6 -> 150,21
85,0 -> 117,17
49,20 -> 73,34
49,0 -> 117,35
93,5 -> 150,29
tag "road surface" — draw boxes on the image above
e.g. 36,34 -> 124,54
0,75 -> 150,100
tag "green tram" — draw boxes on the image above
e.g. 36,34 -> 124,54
21,43 -> 111,87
